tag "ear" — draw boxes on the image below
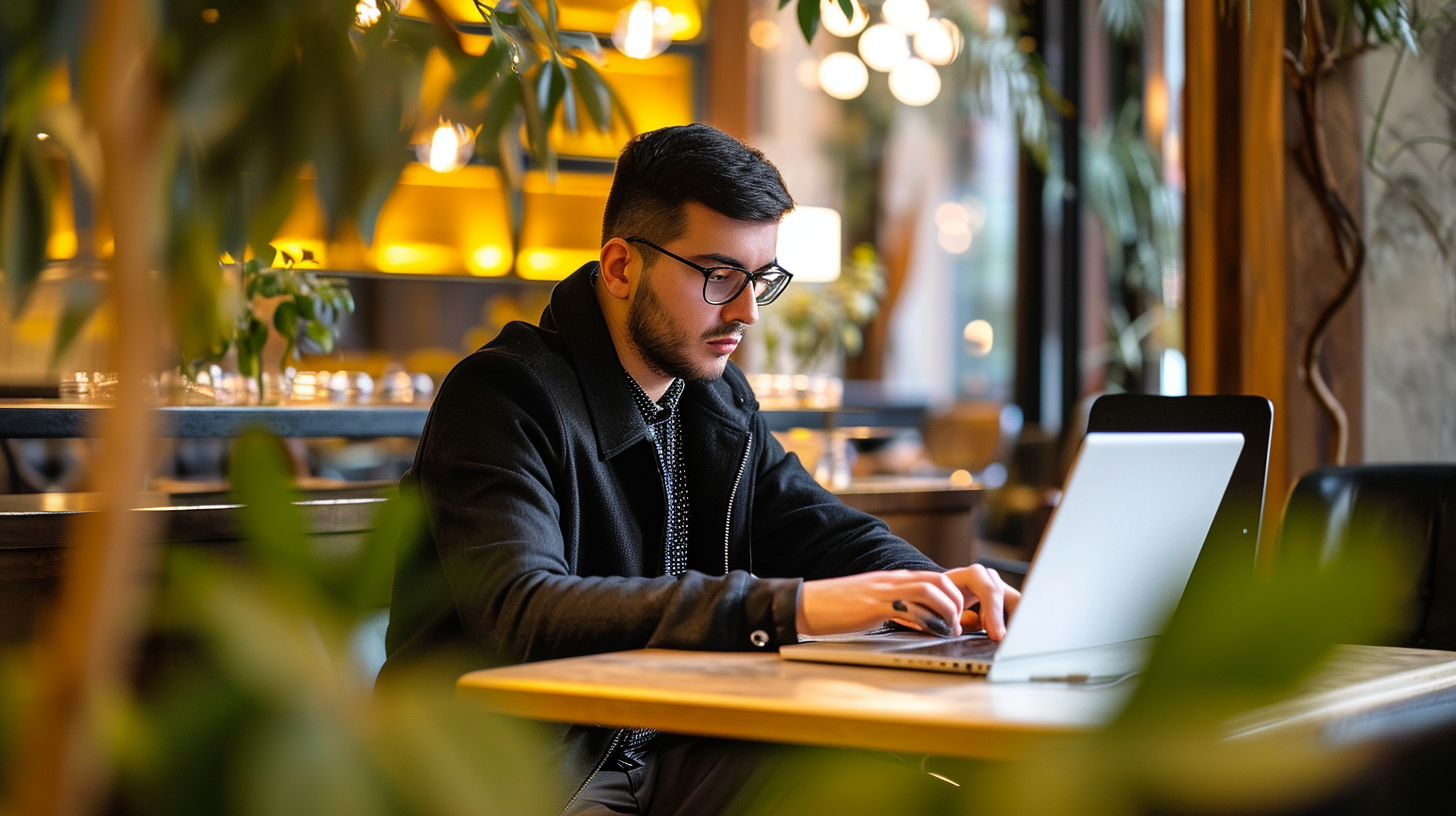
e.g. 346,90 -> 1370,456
598,238 -> 635,300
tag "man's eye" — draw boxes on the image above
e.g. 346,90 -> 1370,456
707,271 -> 735,283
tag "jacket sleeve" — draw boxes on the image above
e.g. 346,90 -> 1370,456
746,411 -> 943,580
416,350 -> 800,664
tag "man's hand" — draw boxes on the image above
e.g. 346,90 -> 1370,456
945,564 -> 1020,641
795,565 -> 1022,640
797,570 -> 966,637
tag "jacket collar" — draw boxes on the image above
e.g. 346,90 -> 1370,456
542,262 -> 749,460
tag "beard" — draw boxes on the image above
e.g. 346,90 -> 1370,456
627,274 -> 744,382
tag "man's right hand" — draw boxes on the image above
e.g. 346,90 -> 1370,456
796,570 -> 967,638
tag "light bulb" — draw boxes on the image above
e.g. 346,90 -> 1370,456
935,201 -> 971,232
913,19 -> 962,65
820,0 -> 869,38
881,0 -> 929,34
612,1 -> 673,60
415,120 -> 475,173
858,23 -> 910,72
963,319 -> 993,354
887,57 -> 940,106
817,52 -> 869,100
749,19 -> 782,50
355,0 -> 380,27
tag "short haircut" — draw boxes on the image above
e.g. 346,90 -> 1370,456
600,124 -> 794,252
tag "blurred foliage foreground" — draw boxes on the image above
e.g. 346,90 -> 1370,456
0,430 -> 557,816
0,442 -> 1447,816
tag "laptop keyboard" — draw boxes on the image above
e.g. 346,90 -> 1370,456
890,636 -> 1000,661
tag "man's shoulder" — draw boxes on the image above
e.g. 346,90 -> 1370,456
434,321 -> 580,406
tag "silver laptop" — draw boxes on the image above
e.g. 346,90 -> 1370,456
780,432 -> 1245,682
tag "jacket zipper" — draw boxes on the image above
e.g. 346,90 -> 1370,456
724,433 -> 752,575
561,728 -> 626,816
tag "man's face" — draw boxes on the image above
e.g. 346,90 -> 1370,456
626,202 -> 778,382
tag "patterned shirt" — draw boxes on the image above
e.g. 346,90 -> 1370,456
624,373 -> 690,576
620,372 -> 688,759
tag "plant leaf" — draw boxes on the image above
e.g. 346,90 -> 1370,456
796,0 -> 822,44
50,273 -> 102,369
0,134 -> 55,316
347,487 -> 425,613
272,298 -> 300,340
305,319 -> 333,353
567,59 -> 612,132
229,429 -> 312,580
453,40 -> 511,102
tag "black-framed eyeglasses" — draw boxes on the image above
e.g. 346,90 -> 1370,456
625,237 -> 793,306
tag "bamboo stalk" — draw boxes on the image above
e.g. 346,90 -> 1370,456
12,1 -> 165,814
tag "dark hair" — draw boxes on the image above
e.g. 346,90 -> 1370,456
600,124 -> 794,249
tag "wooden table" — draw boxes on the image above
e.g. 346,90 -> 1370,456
457,645 -> 1456,761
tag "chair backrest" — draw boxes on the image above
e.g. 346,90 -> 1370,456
1086,394 -> 1275,570
1278,465 -> 1456,650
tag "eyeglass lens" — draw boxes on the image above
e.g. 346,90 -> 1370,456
704,269 -> 788,305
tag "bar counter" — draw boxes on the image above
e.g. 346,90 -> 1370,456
0,476 -> 981,646
0,400 -> 928,438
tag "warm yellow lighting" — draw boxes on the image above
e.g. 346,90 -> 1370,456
821,0 -> 869,38
517,248 -> 600,281
776,206 -> 842,283
963,319 -> 993,355
882,0 -> 929,33
949,469 -> 975,487
47,229 -> 77,260
273,241 -> 327,267
613,1 -> 673,60
201,8 -> 220,23
888,57 -> 940,106
36,132 -> 49,140
749,19 -> 782,50
1145,74 -> 1170,142
355,0 -> 380,27
416,120 -> 475,173
377,242 -> 460,274
467,244 -> 510,276
858,24 -> 909,72
817,52 -> 869,100
913,18 -> 962,65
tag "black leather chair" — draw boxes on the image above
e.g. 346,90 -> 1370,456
1277,465 -> 1456,650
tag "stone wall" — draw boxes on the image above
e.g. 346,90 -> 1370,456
1362,23 -> 1456,461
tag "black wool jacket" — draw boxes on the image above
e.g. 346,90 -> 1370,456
380,262 -> 938,801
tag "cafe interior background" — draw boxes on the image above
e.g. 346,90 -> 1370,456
1,0 -> 1456,813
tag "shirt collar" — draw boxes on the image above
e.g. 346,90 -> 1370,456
624,372 -> 684,425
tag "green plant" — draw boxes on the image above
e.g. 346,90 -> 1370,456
0,1 -> 626,810
187,246 -> 356,398
1083,101 -> 1182,394
761,243 -> 885,372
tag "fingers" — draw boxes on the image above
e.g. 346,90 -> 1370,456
889,571 -> 964,635
946,565 -> 1018,641
799,570 -> 966,637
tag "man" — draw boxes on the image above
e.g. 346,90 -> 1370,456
381,123 -> 1019,815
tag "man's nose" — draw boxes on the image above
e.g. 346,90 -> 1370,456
721,282 -> 759,326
